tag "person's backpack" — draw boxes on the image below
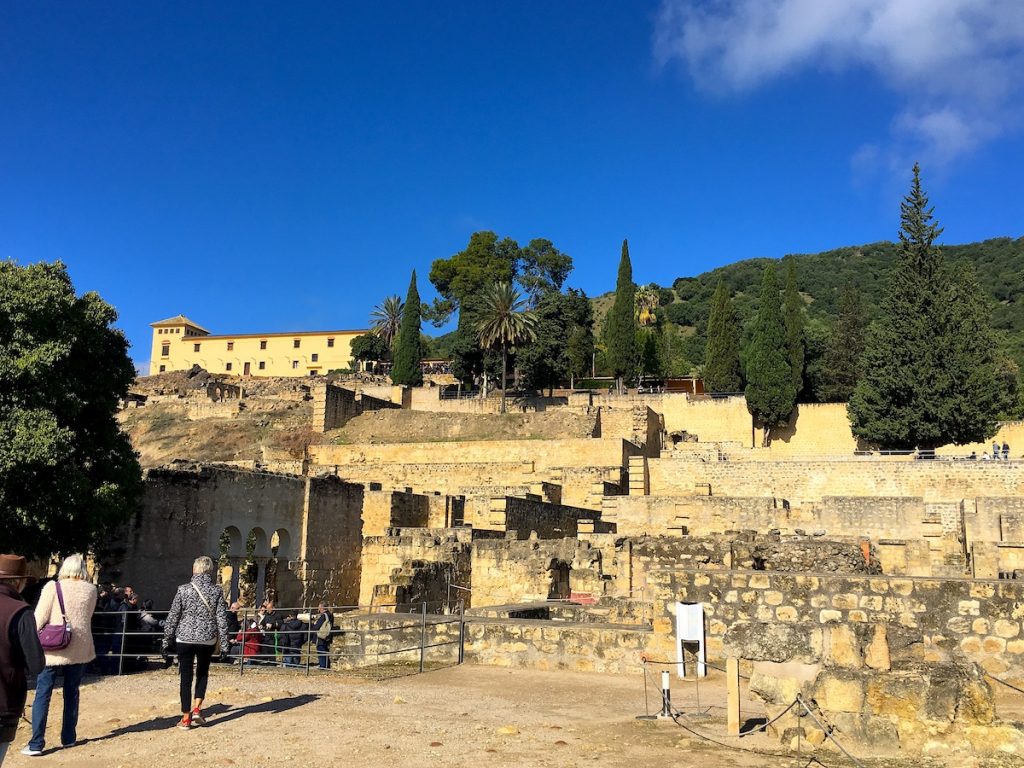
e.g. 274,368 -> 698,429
316,614 -> 332,640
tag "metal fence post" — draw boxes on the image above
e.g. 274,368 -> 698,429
458,599 -> 465,665
117,613 -> 127,676
419,601 -> 427,673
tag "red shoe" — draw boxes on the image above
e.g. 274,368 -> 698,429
191,708 -> 206,726
177,713 -> 192,729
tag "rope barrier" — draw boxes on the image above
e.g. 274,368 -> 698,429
985,671 -> 1024,696
796,695 -> 866,768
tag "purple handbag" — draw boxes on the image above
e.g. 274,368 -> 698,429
37,581 -> 73,650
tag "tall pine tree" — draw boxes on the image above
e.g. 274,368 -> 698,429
703,280 -> 742,392
390,270 -> 424,386
783,257 -> 805,398
605,239 -> 638,393
745,264 -> 796,445
820,283 -> 866,403
849,163 -> 1006,449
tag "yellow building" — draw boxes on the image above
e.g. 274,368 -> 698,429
149,315 -> 368,377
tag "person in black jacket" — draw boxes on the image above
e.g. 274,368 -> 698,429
279,613 -> 304,667
0,554 -> 45,766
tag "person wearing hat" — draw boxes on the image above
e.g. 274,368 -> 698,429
0,554 -> 45,766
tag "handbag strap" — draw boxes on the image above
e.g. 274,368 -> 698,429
54,581 -> 68,622
192,583 -> 214,619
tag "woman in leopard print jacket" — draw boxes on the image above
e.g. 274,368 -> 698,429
162,556 -> 229,729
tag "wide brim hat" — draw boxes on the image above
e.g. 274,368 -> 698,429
0,554 -> 38,583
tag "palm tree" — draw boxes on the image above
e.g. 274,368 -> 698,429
635,284 -> 659,327
370,295 -> 404,350
475,282 -> 538,413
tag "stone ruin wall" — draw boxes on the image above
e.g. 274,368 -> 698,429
647,567 -> 1024,680
311,381 -> 401,433
646,454 -> 1024,502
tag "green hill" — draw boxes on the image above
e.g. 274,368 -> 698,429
589,237 -> 1024,376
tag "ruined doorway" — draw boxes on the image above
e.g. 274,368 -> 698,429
243,362 -> 250,376
548,560 -> 570,600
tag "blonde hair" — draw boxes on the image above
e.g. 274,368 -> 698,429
57,554 -> 89,581
192,556 -> 214,576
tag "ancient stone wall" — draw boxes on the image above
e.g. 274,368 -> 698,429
311,382 -> 400,433
361,490 -> 430,537
472,496 -> 607,538
646,455 -> 1024,503
296,474 -> 364,605
648,567 -> 1024,680
470,538 -> 606,606
110,465 -> 309,607
358,529 -> 473,608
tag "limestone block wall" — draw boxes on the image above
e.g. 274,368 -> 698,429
648,567 -> 1024,680
311,382 -> 400,433
646,456 -> 1024,503
474,496 -> 606,538
602,495 -> 782,536
361,490 -> 430,537
321,460 -> 536,496
471,538 -> 605,606
560,467 -> 622,509
310,437 -> 639,475
110,466 -> 310,607
299,475 -> 365,606
357,529 -> 473,608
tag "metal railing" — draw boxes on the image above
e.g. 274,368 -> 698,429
87,601 -> 466,680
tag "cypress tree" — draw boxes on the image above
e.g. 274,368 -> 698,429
703,280 -> 742,392
849,163 -> 1005,449
783,257 -> 805,398
745,264 -> 796,444
605,239 -> 638,393
820,283 -> 866,402
390,270 -> 424,386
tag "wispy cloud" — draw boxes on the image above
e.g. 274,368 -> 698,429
653,0 -> 1024,169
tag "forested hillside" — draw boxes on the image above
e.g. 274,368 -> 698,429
629,236 -> 1024,379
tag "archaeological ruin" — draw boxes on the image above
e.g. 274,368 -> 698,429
107,369 -> 1024,760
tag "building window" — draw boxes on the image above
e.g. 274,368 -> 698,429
227,342 -> 234,351
293,339 -> 301,348
161,343 -> 170,357
260,340 -> 267,350
311,353 -> 318,362
327,337 -> 334,348
194,343 -> 201,352
225,362 -> 232,371
292,360 -> 299,369
159,365 -> 166,373
258,361 -> 266,370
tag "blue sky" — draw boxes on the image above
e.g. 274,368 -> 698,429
2,1 -> 1022,367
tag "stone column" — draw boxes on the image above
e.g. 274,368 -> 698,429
254,557 -> 270,606
228,557 -> 245,603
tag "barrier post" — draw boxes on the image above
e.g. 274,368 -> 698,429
458,600 -> 465,665
727,657 -> 741,736
117,615 -> 127,676
658,670 -> 672,719
419,602 -> 427,673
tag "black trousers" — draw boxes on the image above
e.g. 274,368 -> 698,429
175,642 -> 215,713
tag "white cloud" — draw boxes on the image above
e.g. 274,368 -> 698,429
654,0 -> 1024,166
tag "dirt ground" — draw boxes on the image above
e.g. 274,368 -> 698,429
7,664 -> 1024,768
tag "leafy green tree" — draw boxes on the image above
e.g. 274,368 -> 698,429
518,239 -> 573,306
350,333 -> 389,368
475,282 -> 538,413
745,264 -> 796,444
566,323 -> 594,389
819,283 -> 866,402
605,239 -> 638,393
517,289 -> 592,393
0,260 -> 142,559
390,270 -> 424,386
783,257 -> 805,397
639,328 -> 665,379
370,295 -> 403,350
703,281 -> 743,392
426,231 -> 519,327
849,163 -> 1008,449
